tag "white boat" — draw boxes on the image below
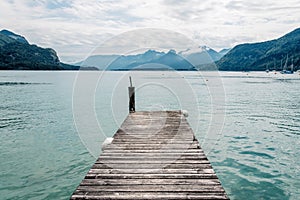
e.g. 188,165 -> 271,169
281,55 -> 294,74
265,63 -> 269,73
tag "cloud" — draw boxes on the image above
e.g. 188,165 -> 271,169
91,28 -> 199,56
226,0 -> 300,12
0,0 -> 300,62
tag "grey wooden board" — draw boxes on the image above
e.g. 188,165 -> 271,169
88,168 -> 215,174
97,155 -> 209,160
79,179 -> 221,186
85,173 -> 219,179
101,149 -> 204,153
71,193 -> 229,200
91,163 -> 213,169
95,160 -> 211,164
71,111 -> 229,199
75,185 -> 225,192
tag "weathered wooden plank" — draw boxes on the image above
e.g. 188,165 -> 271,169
101,151 -> 205,157
97,155 -> 208,160
111,139 -> 195,142
95,160 -> 210,164
97,153 -> 208,159
88,168 -> 215,174
102,144 -> 200,150
79,178 -> 221,186
101,148 -> 200,151
101,149 -> 204,153
91,163 -> 212,169
71,192 -> 228,200
113,133 -> 194,138
76,185 -> 225,192
85,173 -> 219,179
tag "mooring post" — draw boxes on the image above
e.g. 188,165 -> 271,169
128,76 -> 135,113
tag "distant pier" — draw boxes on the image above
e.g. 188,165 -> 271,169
71,111 -> 229,199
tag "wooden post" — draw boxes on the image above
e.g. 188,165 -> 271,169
128,76 -> 135,113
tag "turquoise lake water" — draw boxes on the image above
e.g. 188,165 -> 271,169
0,71 -> 299,199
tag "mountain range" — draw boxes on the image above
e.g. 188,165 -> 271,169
1,29 -> 224,71
107,49 -> 197,71
78,46 -> 227,70
217,28 -> 300,71
1,28 -> 300,71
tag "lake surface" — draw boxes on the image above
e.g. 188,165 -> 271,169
0,71 -> 299,199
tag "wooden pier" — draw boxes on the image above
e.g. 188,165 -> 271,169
71,110 -> 229,200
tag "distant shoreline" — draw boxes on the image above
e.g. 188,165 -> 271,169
0,69 -> 294,72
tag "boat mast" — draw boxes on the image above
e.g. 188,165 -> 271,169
291,57 -> 294,72
283,54 -> 288,71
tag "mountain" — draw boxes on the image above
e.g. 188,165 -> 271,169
0,32 -> 16,46
218,48 -> 231,57
107,50 -> 166,70
79,49 -> 196,71
150,49 -> 195,71
79,45 -> 228,71
109,49 -> 196,71
217,28 -> 300,71
76,55 -> 119,70
179,46 -> 222,66
0,29 -> 79,70
0,29 -> 29,44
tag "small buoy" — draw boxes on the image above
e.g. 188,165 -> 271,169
182,110 -> 189,117
101,137 -> 114,151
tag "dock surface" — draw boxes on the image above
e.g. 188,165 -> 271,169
71,111 -> 229,199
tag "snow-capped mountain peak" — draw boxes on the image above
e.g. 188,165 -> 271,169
178,45 -> 211,56
200,45 -> 211,51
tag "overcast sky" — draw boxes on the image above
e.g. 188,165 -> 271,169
1,0 -> 300,63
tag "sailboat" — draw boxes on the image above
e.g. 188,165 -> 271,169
281,54 -> 294,74
265,63 -> 269,73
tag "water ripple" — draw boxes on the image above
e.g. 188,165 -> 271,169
239,151 -> 275,159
